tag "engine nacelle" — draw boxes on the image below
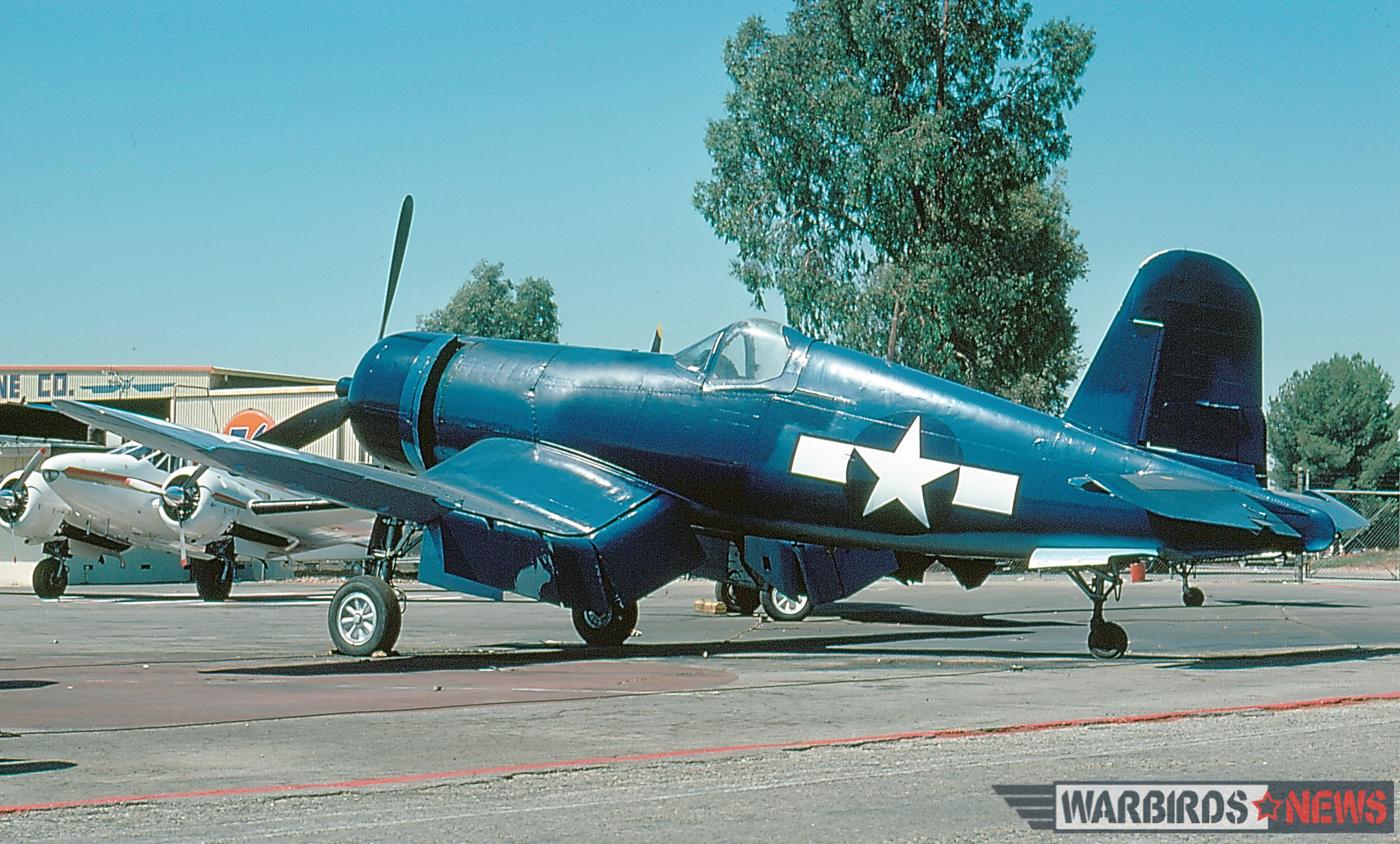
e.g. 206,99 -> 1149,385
158,468 -> 240,543
0,470 -> 68,540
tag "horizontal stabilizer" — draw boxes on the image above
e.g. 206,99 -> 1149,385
1089,472 -> 1301,538
1274,490 -> 1370,533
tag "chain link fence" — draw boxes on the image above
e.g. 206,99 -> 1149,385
1305,489 -> 1400,580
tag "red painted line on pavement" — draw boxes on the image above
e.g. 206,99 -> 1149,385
4,689 -> 1399,815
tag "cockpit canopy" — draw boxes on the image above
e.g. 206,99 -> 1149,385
109,442 -> 186,473
674,319 -> 805,385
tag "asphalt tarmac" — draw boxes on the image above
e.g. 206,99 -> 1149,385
1,569 -> 1398,841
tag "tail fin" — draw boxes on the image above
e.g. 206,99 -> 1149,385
1065,250 -> 1266,484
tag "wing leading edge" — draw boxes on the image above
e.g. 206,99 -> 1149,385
53,400 -> 704,613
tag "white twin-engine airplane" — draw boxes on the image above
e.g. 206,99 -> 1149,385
1,437 -> 379,601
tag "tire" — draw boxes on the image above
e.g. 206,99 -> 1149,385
329,575 -> 402,657
32,557 -> 68,599
1182,586 -> 1205,607
760,585 -> 812,622
722,583 -> 760,616
1087,621 -> 1128,659
572,600 -> 639,647
193,559 -> 234,602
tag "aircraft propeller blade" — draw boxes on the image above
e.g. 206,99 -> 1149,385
178,521 -> 188,568
254,399 -> 351,450
378,194 -> 414,341
650,325 -> 663,354
16,446 -> 50,486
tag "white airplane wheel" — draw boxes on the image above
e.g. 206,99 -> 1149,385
761,585 -> 812,621
329,575 -> 402,656
572,600 -> 638,646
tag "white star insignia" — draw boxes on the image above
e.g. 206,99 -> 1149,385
854,417 -> 957,528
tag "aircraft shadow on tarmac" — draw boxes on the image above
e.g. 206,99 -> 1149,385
1209,598 -> 1363,609
813,601 -> 1077,628
53,591 -> 326,604
0,680 -> 56,692
1163,645 -> 1400,671
0,758 -> 77,777
205,623 -> 1164,679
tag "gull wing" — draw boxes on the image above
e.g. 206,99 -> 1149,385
54,400 -> 703,610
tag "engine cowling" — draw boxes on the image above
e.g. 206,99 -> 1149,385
158,468 -> 239,543
0,470 -> 67,540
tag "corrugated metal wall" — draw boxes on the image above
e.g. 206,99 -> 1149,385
171,387 -> 368,463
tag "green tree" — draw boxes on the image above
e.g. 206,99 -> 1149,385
1269,354 -> 1399,490
417,260 -> 560,343
694,0 -> 1094,410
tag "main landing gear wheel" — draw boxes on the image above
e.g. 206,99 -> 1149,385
31,557 -> 68,599
715,582 -> 760,616
572,600 -> 639,646
1182,586 -> 1205,607
329,575 -> 402,656
1087,621 -> 1128,660
192,559 -> 234,602
760,585 -> 812,622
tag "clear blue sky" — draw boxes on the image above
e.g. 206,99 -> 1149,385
2,1 -> 1396,401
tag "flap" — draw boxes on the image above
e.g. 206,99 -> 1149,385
1029,547 -> 1159,570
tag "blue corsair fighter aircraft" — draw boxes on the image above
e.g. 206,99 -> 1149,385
53,208 -> 1365,660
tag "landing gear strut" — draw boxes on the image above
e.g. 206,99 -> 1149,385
365,516 -> 416,583
1066,566 -> 1129,659
32,539 -> 71,599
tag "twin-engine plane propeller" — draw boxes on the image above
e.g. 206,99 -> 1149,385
54,200 -> 1366,659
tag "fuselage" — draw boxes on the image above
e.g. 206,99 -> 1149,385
348,321 -> 1328,561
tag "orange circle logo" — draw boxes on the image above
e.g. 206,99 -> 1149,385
223,409 -> 276,440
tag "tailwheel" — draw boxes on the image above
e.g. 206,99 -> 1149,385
31,556 -> 68,599
1087,621 -> 1129,660
1065,566 -> 1129,660
760,585 -> 812,622
1182,586 -> 1205,607
329,575 -> 402,656
572,600 -> 639,646
715,582 -> 760,616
